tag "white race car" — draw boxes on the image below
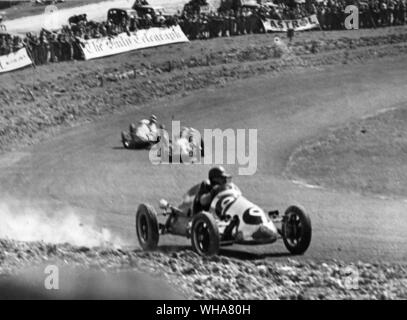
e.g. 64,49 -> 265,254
121,120 -> 159,150
168,127 -> 205,163
136,182 -> 312,256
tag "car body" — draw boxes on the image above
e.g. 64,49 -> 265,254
121,120 -> 159,150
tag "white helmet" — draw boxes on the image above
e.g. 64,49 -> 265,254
150,114 -> 157,123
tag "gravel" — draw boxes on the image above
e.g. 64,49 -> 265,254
0,239 -> 406,299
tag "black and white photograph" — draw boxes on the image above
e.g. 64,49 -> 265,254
0,0 -> 406,303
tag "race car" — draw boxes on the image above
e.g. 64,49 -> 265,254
135,182 -> 312,256
121,116 -> 159,150
166,127 -> 205,163
124,123 -> 205,163
121,129 -> 159,150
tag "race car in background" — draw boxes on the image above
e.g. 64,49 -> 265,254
121,121 -> 204,163
167,127 -> 205,163
121,118 -> 160,150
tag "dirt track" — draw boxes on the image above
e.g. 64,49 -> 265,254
0,54 -> 406,263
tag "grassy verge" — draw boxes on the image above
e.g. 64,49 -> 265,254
286,106 -> 407,198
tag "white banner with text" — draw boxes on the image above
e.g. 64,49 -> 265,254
261,14 -> 320,32
0,48 -> 32,74
80,25 -> 189,61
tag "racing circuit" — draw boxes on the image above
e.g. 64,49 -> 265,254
1,0 -> 407,300
0,54 -> 406,263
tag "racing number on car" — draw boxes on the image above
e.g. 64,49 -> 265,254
215,195 -> 237,218
243,207 -> 263,225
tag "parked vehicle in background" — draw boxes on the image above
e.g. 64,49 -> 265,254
219,0 -> 260,13
107,8 -> 139,31
68,13 -> 87,26
132,3 -> 172,26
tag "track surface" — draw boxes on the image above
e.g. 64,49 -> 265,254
1,57 -> 407,263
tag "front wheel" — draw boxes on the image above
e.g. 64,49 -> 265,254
191,212 -> 220,256
122,131 -> 131,149
282,205 -> 312,255
136,204 -> 159,251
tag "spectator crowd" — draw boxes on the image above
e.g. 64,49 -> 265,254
1,0 -> 406,65
180,0 -> 407,39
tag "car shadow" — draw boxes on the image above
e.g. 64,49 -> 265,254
219,248 -> 293,260
157,245 -> 192,253
145,245 -> 293,261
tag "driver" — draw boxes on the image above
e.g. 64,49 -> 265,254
130,114 -> 158,143
197,166 -> 233,212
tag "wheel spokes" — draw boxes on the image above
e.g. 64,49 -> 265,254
139,215 -> 148,242
196,222 -> 210,252
286,213 -> 303,246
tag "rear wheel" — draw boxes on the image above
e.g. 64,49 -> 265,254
200,138 -> 205,157
191,212 -> 220,256
282,206 -> 312,255
136,204 -> 159,251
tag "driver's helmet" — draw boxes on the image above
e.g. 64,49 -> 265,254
149,114 -> 157,124
208,166 -> 231,186
180,126 -> 189,138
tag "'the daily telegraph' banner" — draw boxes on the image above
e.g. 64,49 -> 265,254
0,47 -> 32,74
80,25 -> 189,61
262,14 -> 320,32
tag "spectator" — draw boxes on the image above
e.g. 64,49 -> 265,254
2,0 -> 406,63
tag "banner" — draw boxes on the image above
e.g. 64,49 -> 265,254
0,47 -> 32,74
261,14 -> 320,32
80,25 -> 189,61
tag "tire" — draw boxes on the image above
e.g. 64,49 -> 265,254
133,140 -> 152,150
136,204 -> 159,251
122,132 -> 131,149
200,138 -> 205,157
191,212 -> 220,256
282,205 -> 312,255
